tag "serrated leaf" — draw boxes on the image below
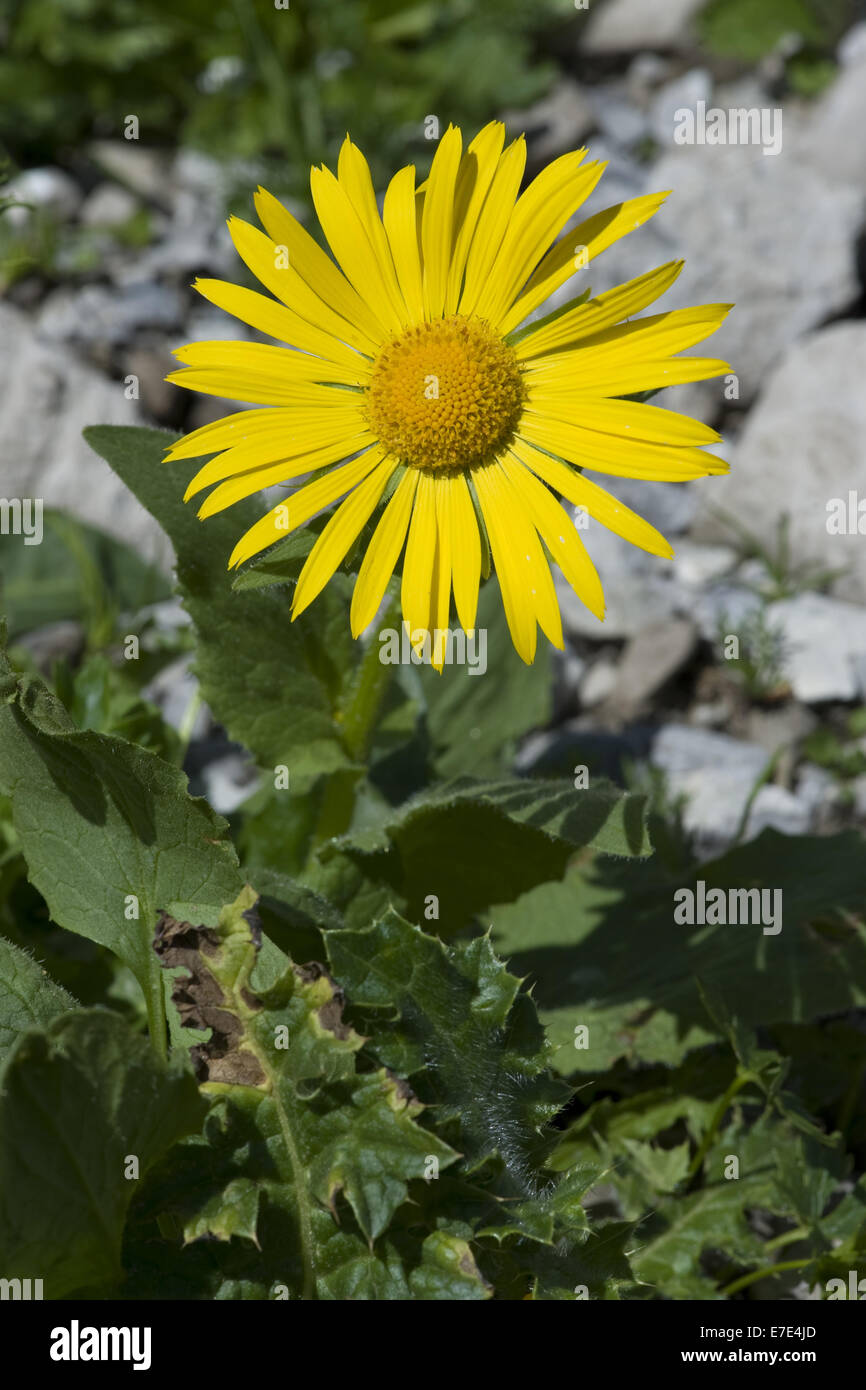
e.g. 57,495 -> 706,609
0,1008 -> 205,1297
326,909 -> 568,1195
0,643 -> 243,1034
0,935 -> 76,1074
150,887 -> 459,1297
84,425 -> 359,783
489,829 -> 866,1072
316,774 -> 650,931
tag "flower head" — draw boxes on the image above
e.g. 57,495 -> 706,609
166,123 -> 732,664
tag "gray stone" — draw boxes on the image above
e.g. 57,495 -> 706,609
200,752 -> 260,815
589,89 -> 649,149
649,725 -> 799,853
4,167 -> 82,225
12,620 -> 85,673
79,182 -> 140,228
743,784 -> 811,839
798,47 -> 866,189
669,540 -> 738,589
650,69 -> 713,149
796,762 -> 842,817
609,617 -> 697,712
581,0 -> 705,53
744,704 -> 817,757
852,775 -> 866,820
37,281 -> 185,349
690,581 -> 764,645
580,656 -> 619,708
838,21 -> 866,66
143,656 -> 210,738
0,303 -> 171,568
637,141 -> 864,408
764,593 -> 866,703
87,141 -> 173,205
504,79 -> 596,166
651,724 -> 768,779
692,325 -> 866,605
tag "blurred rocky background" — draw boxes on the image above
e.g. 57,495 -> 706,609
2,0 -> 866,853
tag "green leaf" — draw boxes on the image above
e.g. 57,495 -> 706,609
315,774 -> 650,931
0,1008 -> 205,1297
147,887 -> 460,1298
488,829 -> 866,1072
326,909 -> 569,1193
0,642 -> 243,1044
83,425 -> 359,783
0,935 -> 76,1074
0,508 -> 169,640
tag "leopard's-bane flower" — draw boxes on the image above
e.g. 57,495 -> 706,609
165,123 -> 732,664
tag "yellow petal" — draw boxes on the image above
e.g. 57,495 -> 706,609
475,153 -> 606,328
500,191 -> 670,336
473,461 -> 544,663
447,471 -> 481,632
401,469 -> 437,643
524,304 -> 733,376
292,455 -> 395,619
458,138 -> 527,318
183,415 -> 370,499
254,187 -> 386,348
337,136 -> 410,325
228,215 -> 379,356
192,277 -> 370,371
310,165 -> 406,336
501,450 -> 604,621
524,395 -> 721,446
519,414 -> 728,481
421,124 -> 463,319
350,469 -> 419,637
383,165 -> 425,323
445,121 -> 506,313
511,437 -> 674,557
515,260 -> 684,360
196,433 -> 375,518
228,447 -> 387,569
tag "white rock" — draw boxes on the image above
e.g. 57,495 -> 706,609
743,784 -> 811,838
693,324 -> 866,605
79,183 -> 140,228
669,540 -> 738,589
764,593 -> 866,703
87,141 -> 172,204
650,69 -> 713,149
4,167 -> 82,226
200,752 -> 260,815
37,282 -> 185,348
651,724 -> 768,779
590,90 -> 649,149
838,21 -> 866,66
504,78 -> 596,165
0,303 -> 171,569
800,45 -> 866,187
580,657 -> 619,707
581,0 -> 705,53
639,142 -> 864,409
610,617 -> 697,711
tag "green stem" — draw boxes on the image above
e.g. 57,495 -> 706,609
721,1259 -> 810,1298
339,595 -> 401,763
144,953 -> 168,1064
687,1072 -> 752,1180
763,1225 -> 809,1255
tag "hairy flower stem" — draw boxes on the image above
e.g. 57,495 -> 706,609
339,594 -> 401,763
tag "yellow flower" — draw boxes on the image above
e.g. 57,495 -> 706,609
165,123 -> 732,664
